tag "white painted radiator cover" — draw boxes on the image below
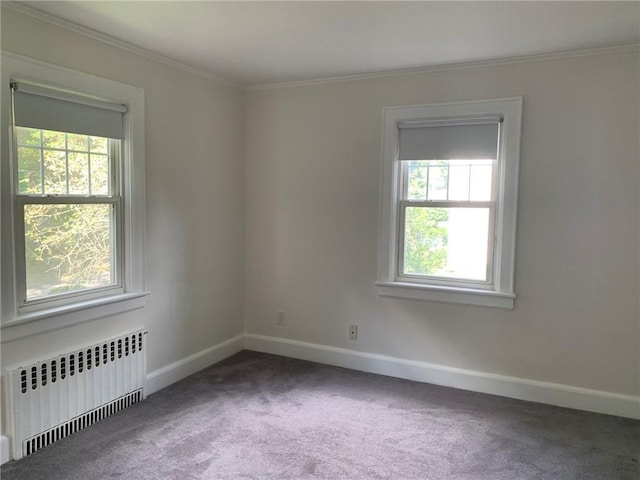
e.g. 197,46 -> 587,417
4,330 -> 147,460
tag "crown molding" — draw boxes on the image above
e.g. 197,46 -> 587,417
246,44 -> 640,91
3,2 -> 637,93
1,1 -> 241,89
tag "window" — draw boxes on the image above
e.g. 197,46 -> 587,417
377,98 -> 522,309
1,52 -> 147,341
12,83 -> 126,308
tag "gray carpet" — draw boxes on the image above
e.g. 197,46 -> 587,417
1,350 -> 638,480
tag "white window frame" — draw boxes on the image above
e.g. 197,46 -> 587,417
376,97 -> 522,309
13,131 -> 124,310
1,52 -> 148,342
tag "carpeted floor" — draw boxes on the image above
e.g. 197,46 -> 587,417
1,350 -> 638,480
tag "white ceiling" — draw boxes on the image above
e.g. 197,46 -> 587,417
16,1 -> 640,86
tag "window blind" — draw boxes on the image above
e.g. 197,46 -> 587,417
11,82 -> 127,139
398,117 -> 500,161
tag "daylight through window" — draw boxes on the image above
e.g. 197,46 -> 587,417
16,127 -> 120,301
400,158 -> 495,283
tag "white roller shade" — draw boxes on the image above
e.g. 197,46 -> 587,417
11,83 -> 127,139
398,117 -> 500,160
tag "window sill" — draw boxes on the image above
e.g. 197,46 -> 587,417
1,291 -> 150,343
375,281 -> 515,309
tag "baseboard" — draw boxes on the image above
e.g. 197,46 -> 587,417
145,334 -> 244,395
244,333 -> 640,420
1,435 -> 10,465
3,331 -> 635,467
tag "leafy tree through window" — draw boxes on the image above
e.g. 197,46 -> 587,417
15,126 -> 120,302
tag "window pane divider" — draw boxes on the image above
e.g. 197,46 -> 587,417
87,153 -> 93,195
395,274 -> 494,289
400,200 -> 494,209
15,195 -> 118,205
39,130 -> 44,194
445,163 -> 451,200
425,164 -> 430,199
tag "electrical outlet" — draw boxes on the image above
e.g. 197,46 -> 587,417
277,311 -> 286,326
349,324 -> 358,340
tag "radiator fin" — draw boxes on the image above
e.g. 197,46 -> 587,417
23,389 -> 143,457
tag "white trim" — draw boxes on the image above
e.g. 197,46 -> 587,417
376,282 -> 514,309
0,435 -> 10,465
245,334 -> 640,420
1,2 -> 240,89
246,44 -> 640,91
1,292 -> 149,344
2,1 -> 636,92
145,334 -> 245,395
378,97 -> 522,308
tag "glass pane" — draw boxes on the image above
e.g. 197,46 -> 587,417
427,163 -> 448,200
403,159 -> 495,202
16,127 -> 41,146
16,129 -> 116,196
24,203 -> 115,300
90,154 -> 110,195
43,150 -> 67,194
469,164 -> 493,201
403,207 -> 490,281
448,164 -> 470,201
43,130 -> 66,150
90,136 -> 108,154
407,165 -> 427,200
68,152 -> 89,194
17,147 -> 42,194
67,133 -> 88,151
403,207 -> 449,276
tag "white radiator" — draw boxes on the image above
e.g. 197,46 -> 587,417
5,330 -> 146,460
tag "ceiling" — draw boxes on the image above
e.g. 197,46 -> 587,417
15,1 -> 640,86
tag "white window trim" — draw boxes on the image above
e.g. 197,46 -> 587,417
13,136 -> 124,311
1,52 -> 148,341
376,97 -> 522,309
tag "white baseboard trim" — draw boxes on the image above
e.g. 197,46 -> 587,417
1,435 -> 10,465
2,331 -> 635,467
245,333 -> 640,420
145,334 -> 244,395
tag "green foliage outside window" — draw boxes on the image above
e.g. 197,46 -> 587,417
16,127 -> 115,299
403,207 -> 448,276
25,204 -> 113,297
403,161 -> 449,276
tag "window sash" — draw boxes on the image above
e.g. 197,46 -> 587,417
396,155 -> 499,288
14,129 -> 118,197
11,129 -> 124,310
14,196 -> 124,309
397,201 -> 496,288
401,159 -> 496,203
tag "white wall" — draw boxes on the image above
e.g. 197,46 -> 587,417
244,51 -> 639,398
0,6 -> 245,418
